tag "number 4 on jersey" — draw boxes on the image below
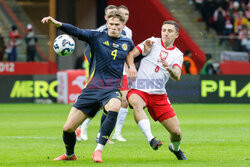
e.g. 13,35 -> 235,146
111,49 -> 118,60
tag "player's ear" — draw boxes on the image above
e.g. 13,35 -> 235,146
175,32 -> 179,38
104,15 -> 108,21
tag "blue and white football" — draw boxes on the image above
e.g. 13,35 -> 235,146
53,34 -> 75,56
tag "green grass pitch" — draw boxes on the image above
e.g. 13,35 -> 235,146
0,103 -> 249,167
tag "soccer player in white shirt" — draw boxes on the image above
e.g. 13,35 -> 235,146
126,20 -> 187,160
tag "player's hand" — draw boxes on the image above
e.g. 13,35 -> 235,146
160,57 -> 171,71
143,40 -> 154,55
41,16 -> 62,27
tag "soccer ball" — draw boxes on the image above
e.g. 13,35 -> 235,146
53,34 -> 75,56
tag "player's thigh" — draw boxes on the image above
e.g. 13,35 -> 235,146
160,116 -> 181,135
104,98 -> 121,112
128,93 -> 146,109
63,107 -> 88,132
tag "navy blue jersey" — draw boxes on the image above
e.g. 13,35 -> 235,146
84,26 -> 127,64
60,23 -> 134,89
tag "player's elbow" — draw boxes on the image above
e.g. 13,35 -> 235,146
172,75 -> 181,82
172,70 -> 181,81
175,76 -> 181,81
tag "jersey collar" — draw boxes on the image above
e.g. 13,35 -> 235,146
161,39 -> 175,50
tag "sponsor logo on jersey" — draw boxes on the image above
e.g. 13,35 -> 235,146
103,41 -> 109,46
122,44 -> 128,51
112,43 -> 119,48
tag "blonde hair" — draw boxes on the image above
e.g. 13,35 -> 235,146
107,10 -> 125,23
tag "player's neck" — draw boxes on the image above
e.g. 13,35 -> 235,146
163,41 -> 174,49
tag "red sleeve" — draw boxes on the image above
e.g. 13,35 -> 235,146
173,63 -> 182,70
136,46 -> 142,54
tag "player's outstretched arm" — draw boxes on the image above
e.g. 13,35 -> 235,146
126,47 -> 140,78
161,57 -> 182,81
41,16 -> 62,27
42,17 -> 89,41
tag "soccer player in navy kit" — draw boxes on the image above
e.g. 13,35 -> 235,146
41,10 -> 134,163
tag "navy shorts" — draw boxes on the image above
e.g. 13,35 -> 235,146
73,88 -> 121,117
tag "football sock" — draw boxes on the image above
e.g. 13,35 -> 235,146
98,111 -> 107,133
97,132 -> 100,138
138,119 -> 154,143
63,131 -> 76,156
170,141 -> 181,151
114,107 -> 128,135
95,143 -> 104,152
81,118 -> 91,134
99,111 -> 118,145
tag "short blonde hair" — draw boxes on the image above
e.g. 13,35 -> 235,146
107,10 -> 125,23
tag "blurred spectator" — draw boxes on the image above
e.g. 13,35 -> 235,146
213,6 -> 226,35
233,24 -> 248,51
241,30 -> 250,53
223,11 -> 234,36
200,53 -> 217,75
6,25 -> 22,61
201,0 -> 217,32
238,24 -> 248,40
182,50 -> 198,75
0,27 -> 5,61
25,24 -> 37,62
234,11 -> 249,34
230,1 -> 240,19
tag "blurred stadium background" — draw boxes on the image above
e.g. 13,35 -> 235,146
0,0 -> 249,166
0,0 -> 249,103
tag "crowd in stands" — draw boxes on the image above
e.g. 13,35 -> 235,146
192,0 -> 250,53
0,24 -> 37,62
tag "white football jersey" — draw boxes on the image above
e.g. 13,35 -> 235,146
123,26 -> 132,40
131,37 -> 183,94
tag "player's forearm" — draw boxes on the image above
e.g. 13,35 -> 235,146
167,67 -> 181,81
59,23 -> 90,42
126,53 -> 135,69
126,48 -> 140,69
51,20 -> 62,28
59,23 -> 82,37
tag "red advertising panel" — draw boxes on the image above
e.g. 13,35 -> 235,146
0,62 -> 57,75
57,70 -> 86,104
